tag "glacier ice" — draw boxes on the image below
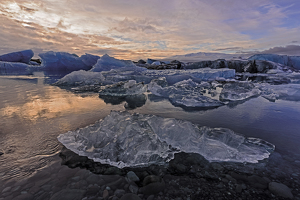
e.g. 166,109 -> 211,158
0,49 -> 34,64
57,111 -> 275,168
258,83 -> 300,102
148,78 -> 224,108
99,80 -> 147,97
39,51 -> 100,71
249,54 -> 300,70
90,54 -> 145,72
0,61 -> 31,72
220,81 -> 261,101
53,70 -> 105,86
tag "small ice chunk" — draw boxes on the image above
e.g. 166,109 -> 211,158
259,83 -> 300,101
57,111 -> 275,168
0,50 -> 34,64
148,78 -> 224,108
151,61 -> 161,65
99,80 -> 147,97
220,81 -> 261,101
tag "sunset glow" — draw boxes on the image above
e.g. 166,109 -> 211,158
0,0 -> 299,59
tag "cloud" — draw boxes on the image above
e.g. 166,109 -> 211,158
0,0 -> 299,59
213,47 -> 242,51
260,45 -> 300,56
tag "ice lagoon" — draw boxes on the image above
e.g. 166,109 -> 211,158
0,50 -> 300,199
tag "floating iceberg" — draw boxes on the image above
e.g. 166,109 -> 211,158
220,81 -> 261,101
148,78 -> 224,108
259,83 -> 300,102
53,70 -> 105,86
249,54 -> 300,70
99,80 -> 147,97
0,61 -> 31,73
142,68 -> 235,82
39,51 -> 100,71
57,111 -> 275,168
90,54 -> 145,72
0,49 -> 34,64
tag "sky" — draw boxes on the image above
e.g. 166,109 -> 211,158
0,0 -> 300,60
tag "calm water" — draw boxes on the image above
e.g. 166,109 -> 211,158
0,72 -> 300,190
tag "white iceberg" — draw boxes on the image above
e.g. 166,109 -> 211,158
99,80 -> 147,97
57,111 -> 275,168
39,51 -> 100,71
0,49 -> 34,64
53,70 -> 105,86
220,81 -> 261,101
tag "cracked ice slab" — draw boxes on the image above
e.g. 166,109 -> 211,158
148,78 -> 224,108
58,111 -> 275,168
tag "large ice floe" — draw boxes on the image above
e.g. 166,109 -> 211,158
0,49 -> 34,64
39,51 -> 100,71
219,81 -> 261,101
258,83 -> 300,102
57,111 -> 275,168
148,78 -> 224,108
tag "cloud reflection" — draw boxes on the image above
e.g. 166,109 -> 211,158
1,87 -> 107,121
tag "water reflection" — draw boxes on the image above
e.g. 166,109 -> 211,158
1,86 -> 107,121
99,94 -> 147,110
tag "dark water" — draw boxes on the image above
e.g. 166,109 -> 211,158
0,72 -> 300,198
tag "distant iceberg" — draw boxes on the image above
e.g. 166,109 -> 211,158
90,54 -> 144,72
54,54 -> 235,86
0,49 -> 34,64
249,54 -> 300,70
39,51 -> 100,71
57,111 -> 275,168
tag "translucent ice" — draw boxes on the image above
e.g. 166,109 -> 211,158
142,68 -> 235,82
53,70 -> 105,86
148,78 -> 224,108
258,83 -> 300,102
39,51 -> 100,71
220,81 -> 261,101
0,50 -> 34,64
99,80 -> 147,97
57,111 -> 275,168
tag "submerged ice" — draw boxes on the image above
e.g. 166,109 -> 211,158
57,111 -> 275,168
